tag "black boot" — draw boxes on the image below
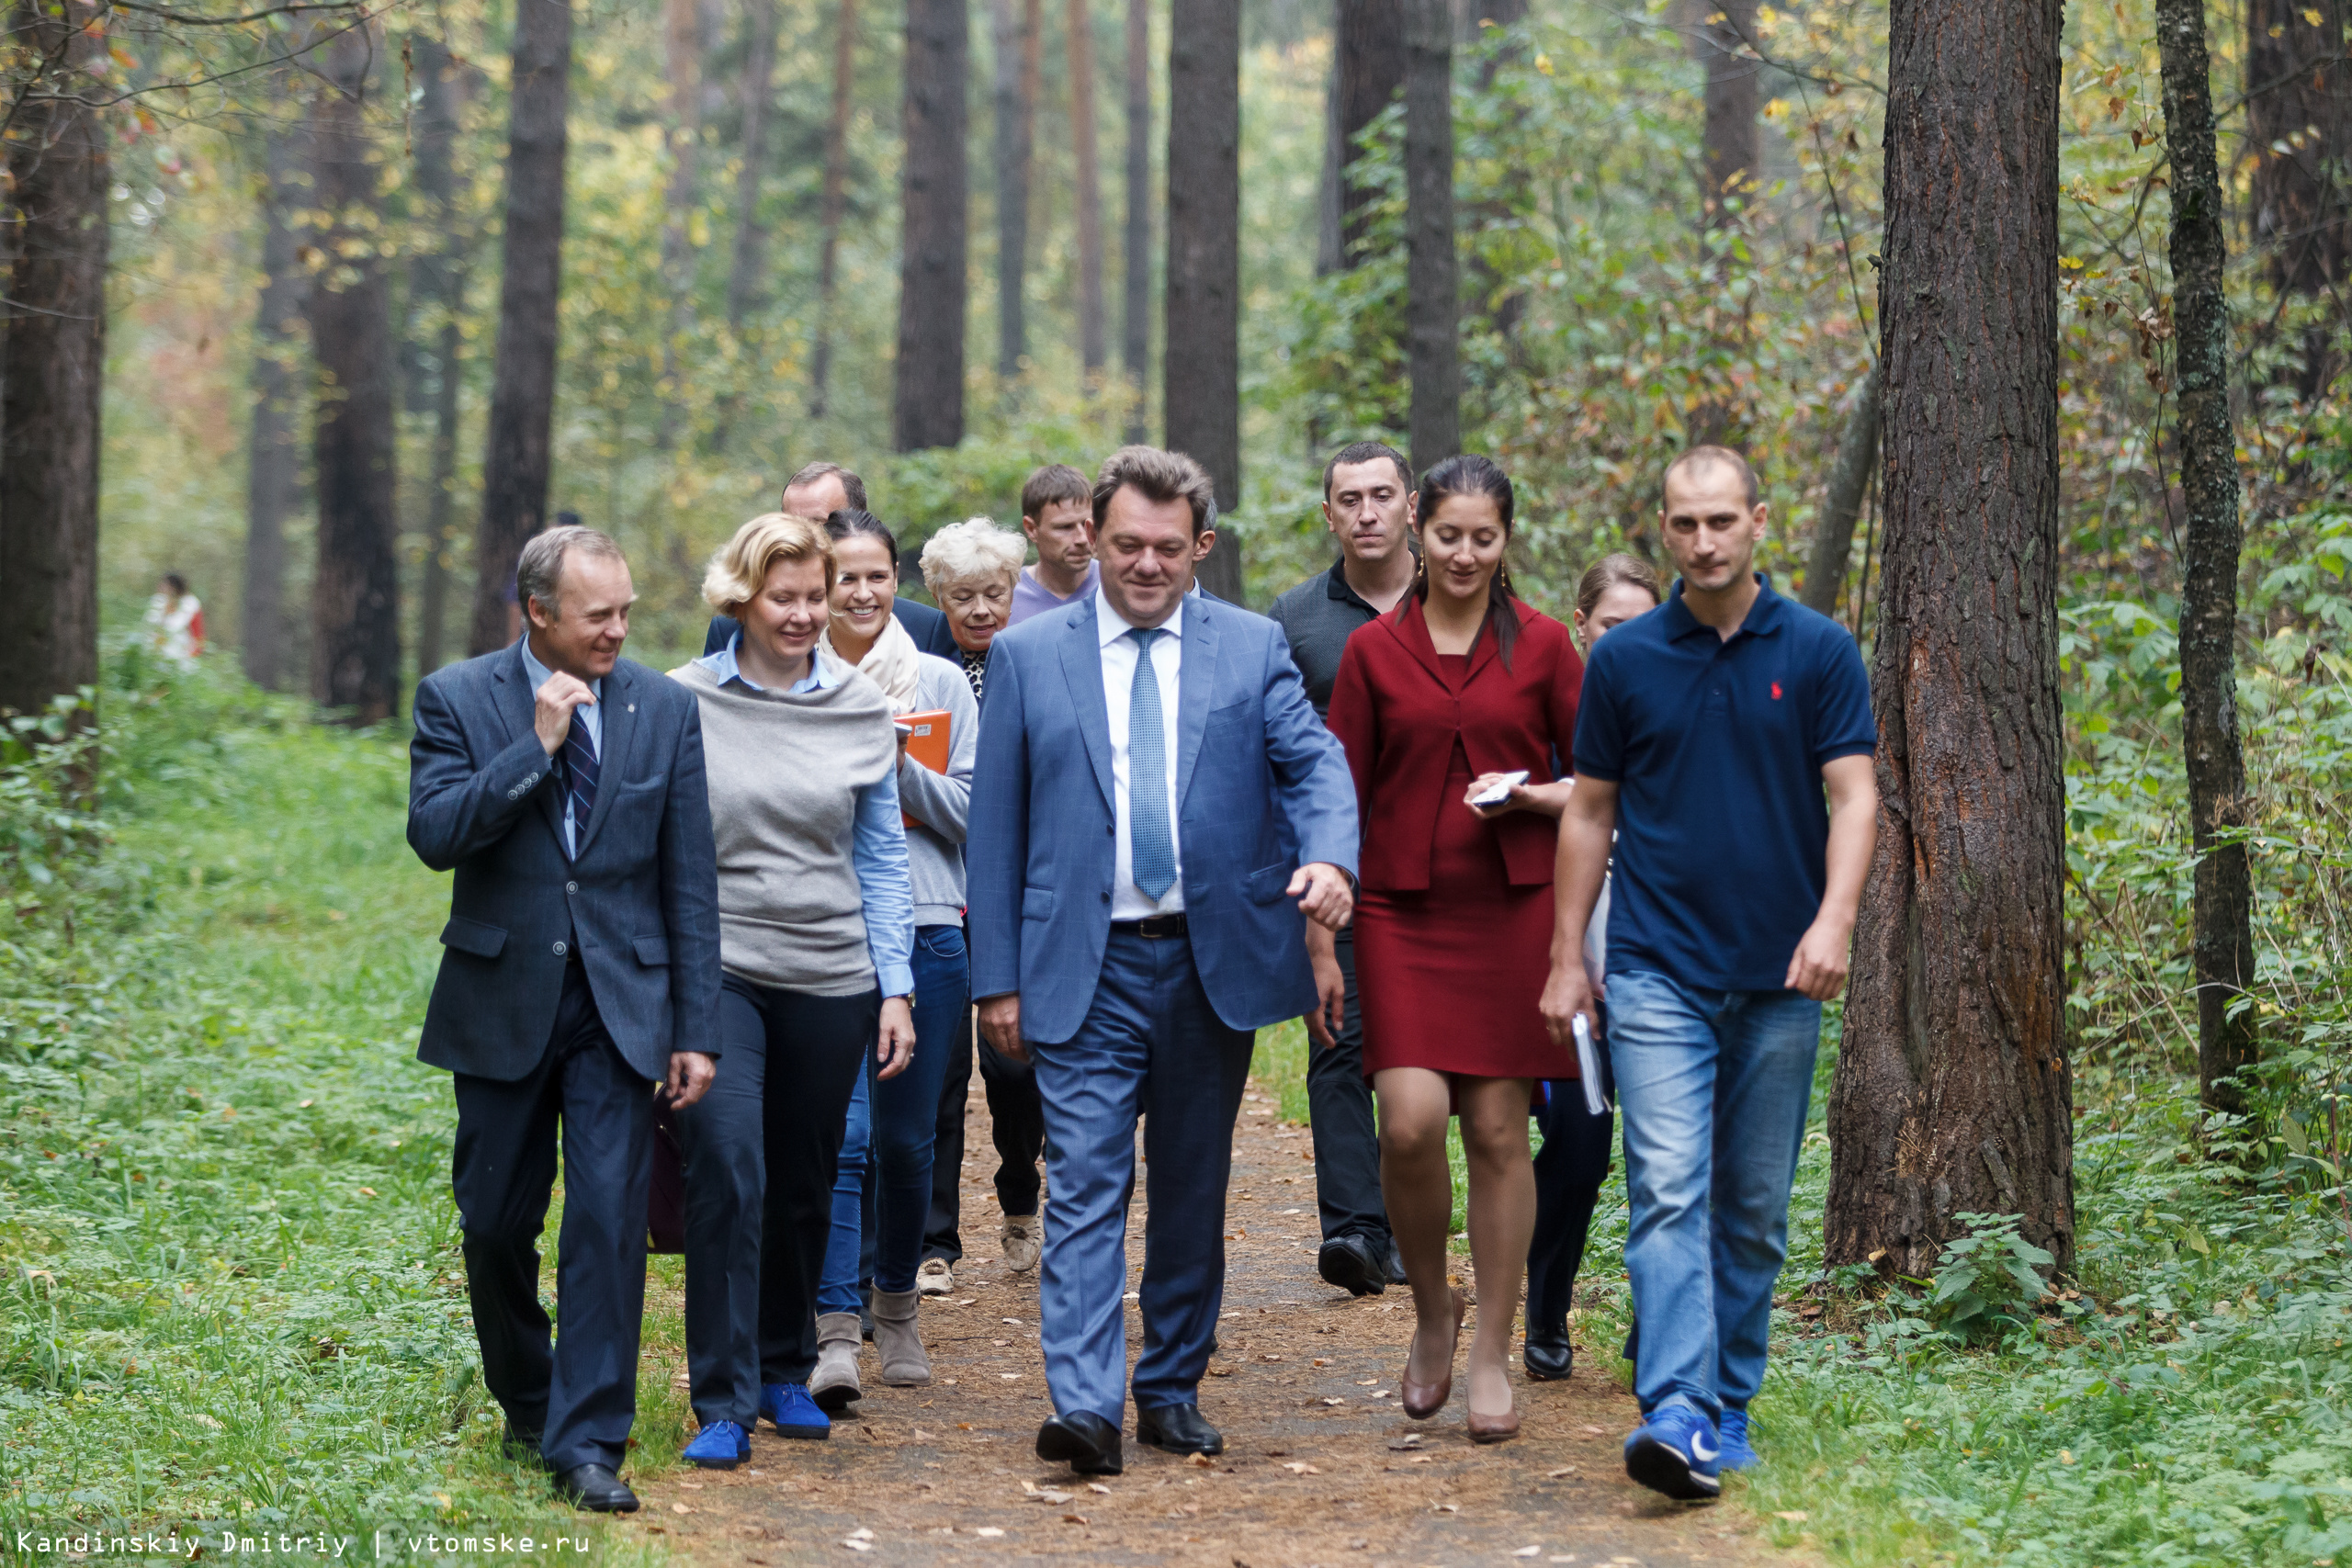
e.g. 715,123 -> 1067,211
1523,1329 -> 1574,1382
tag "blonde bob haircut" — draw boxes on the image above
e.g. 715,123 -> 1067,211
702,512 -> 837,617
920,517 -> 1029,592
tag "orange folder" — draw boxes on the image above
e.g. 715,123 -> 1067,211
897,709 -> 951,829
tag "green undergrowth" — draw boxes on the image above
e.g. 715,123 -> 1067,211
0,657 -> 687,1562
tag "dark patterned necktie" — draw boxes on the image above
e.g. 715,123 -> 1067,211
563,707 -> 598,857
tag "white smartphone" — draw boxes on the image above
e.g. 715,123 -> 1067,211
1469,769 -> 1530,808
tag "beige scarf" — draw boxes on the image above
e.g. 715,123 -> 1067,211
822,610 -> 924,711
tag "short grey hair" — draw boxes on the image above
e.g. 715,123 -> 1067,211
920,517 -> 1028,591
516,525 -> 627,620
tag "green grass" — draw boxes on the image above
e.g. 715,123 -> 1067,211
0,665 -> 685,1559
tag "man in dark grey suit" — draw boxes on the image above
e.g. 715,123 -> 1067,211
408,525 -> 722,1513
700,460 -> 957,659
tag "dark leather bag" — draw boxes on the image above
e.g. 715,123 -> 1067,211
647,1097 -> 687,1255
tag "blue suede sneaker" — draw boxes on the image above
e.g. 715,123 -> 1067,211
1717,1407 -> 1758,1472
682,1419 -> 750,1470
759,1382 -> 831,1439
1624,1406 -> 1722,1500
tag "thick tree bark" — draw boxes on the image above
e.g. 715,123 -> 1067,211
723,0 -> 780,337
409,36 -> 473,679
1826,0 -> 2074,1276
2245,0 -> 2351,397
809,0 -> 859,420
655,0 -> 707,446
0,0 -> 107,722
307,26 -> 402,724
1403,0 -> 1457,470
243,116 -> 310,693
896,0 -> 970,450
468,0 -> 572,655
2160,0 -> 2260,1114
1334,0 -> 1406,264
1165,0 -> 1243,604
989,0 -> 1037,381
1121,0 -> 1152,440
1688,0 -> 1759,447
1800,365 -> 1881,620
1069,0 -> 1107,375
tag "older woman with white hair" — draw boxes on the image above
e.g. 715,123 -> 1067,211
907,516 -> 1048,1303
921,519 -> 1029,702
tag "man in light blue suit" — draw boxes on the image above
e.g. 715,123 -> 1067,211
969,446 -> 1360,1477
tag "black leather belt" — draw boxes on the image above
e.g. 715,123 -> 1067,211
1112,913 -> 1188,940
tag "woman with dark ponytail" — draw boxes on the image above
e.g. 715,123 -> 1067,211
1325,455 -> 1588,1445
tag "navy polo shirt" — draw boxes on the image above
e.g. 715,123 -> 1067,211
1572,574 -> 1875,992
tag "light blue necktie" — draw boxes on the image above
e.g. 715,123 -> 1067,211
1126,627 -> 1176,900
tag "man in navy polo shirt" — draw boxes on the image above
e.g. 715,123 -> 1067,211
1542,446 -> 1877,1501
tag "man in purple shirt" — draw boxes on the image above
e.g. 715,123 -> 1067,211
1007,464 -> 1100,626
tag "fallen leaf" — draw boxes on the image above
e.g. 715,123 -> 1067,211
1000,1373 -> 1023,1381
1580,1425 -> 1608,1437
1313,1358 -> 1333,1367
1260,1353 -> 1284,1362
1354,1377 -> 1375,1385
1087,1483 -> 1111,1495
194,1414 -> 222,1429
847,1528 -> 874,1540
1545,1466 -> 1575,1478
1433,1502 -> 1459,1513
1208,1366 -> 1233,1377
1186,1451 -> 1214,1468
1030,1489 -> 1073,1506
671,1504 -> 690,1515
1371,1390 -> 1392,1400
1319,1397 -> 1345,1406
1388,1436 -> 1421,1450
974,1528 -> 1005,1538
1282,1461 -> 1321,1475
1774,1511 -> 1808,1522
1060,1513 -> 1088,1524
1407,1455 -> 1433,1464
910,1427 -> 934,1441
357,1187 -> 377,1198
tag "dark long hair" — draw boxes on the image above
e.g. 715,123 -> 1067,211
1408,454 -> 1521,671
822,508 -> 899,568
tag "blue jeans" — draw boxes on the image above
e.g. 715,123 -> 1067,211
819,925 -> 970,1307
1608,969 -> 1820,1424
1030,927 -> 1253,1422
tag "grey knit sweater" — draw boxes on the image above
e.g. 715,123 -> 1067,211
670,657 -> 899,995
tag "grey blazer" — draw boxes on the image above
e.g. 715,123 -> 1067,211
407,642 -> 722,1083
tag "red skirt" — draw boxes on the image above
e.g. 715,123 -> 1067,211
1354,744 -> 1575,1082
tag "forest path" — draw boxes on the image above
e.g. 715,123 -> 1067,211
626,1070 -> 1786,1568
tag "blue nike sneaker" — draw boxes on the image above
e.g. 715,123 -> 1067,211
1717,1407 -> 1758,1472
759,1382 -> 831,1439
1624,1406 -> 1722,1500
682,1419 -> 750,1469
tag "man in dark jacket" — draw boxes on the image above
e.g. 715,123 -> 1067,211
701,460 -> 956,658
408,525 -> 722,1513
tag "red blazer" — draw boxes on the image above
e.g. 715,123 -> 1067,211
1327,596 -> 1583,892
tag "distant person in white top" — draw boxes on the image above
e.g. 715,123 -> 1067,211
1007,464 -> 1101,626
145,574 -> 204,666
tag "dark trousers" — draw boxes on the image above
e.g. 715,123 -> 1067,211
923,1004 -> 1046,1263
450,962 -> 653,1473
1031,929 -> 1254,1419
677,973 -> 875,1427
1307,926 -> 1393,1250
1525,1018 -> 1616,1340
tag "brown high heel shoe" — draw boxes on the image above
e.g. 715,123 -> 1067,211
1465,1402 -> 1521,1444
1400,1288 -> 1467,1420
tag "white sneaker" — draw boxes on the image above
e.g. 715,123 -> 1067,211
1001,1213 -> 1042,1274
916,1257 -> 955,1296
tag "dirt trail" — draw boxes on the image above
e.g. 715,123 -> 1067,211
625,1074 -> 1783,1568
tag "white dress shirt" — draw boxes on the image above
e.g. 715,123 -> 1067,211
518,637 -> 602,859
1097,588 -> 1185,919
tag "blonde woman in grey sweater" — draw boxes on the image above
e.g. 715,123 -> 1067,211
669,512 -> 918,1468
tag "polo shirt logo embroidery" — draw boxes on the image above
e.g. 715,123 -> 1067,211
1771,682 -> 1783,700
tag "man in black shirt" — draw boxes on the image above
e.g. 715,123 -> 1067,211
1268,441 -> 1419,1296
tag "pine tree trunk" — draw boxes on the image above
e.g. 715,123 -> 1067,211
1334,0 -> 1406,265
1688,0 -> 1758,447
2159,0 -> 2260,1115
0,0 -> 107,724
896,0 -> 971,451
1800,364 -> 1881,620
1826,0 -> 2075,1276
308,26 -> 402,723
989,0 -> 1035,381
809,0 -> 859,420
243,114 -> 310,693
1069,0 -> 1107,375
656,0 -> 707,446
469,0 -> 573,655
2245,0 -> 2351,397
1121,0 -> 1152,440
409,36 -> 473,679
1403,0 -> 1457,470
1165,0 -> 1243,604
724,0 -> 780,336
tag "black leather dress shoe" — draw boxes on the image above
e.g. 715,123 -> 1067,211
1384,1240 -> 1408,1286
503,1424 -> 552,1472
1035,1411 -> 1124,1475
1136,1402 -> 1224,1456
1523,1334 -> 1574,1382
1317,1235 -> 1387,1297
552,1462 -> 639,1513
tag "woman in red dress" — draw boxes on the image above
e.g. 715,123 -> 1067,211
1324,455 -> 1584,1444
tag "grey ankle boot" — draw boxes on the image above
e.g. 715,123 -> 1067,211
809,1312 -> 864,1411
870,1288 -> 932,1386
